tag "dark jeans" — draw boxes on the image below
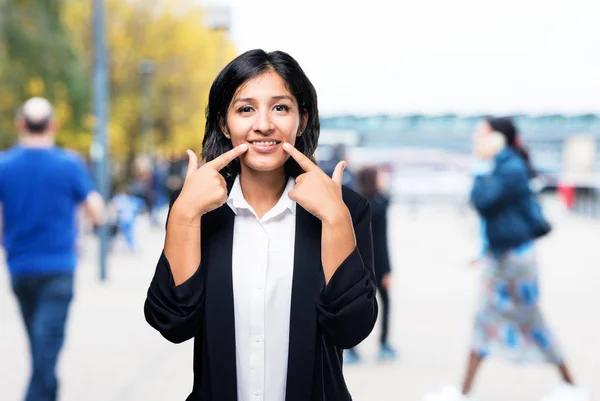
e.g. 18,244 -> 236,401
348,280 -> 391,350
11,273 -> 74,401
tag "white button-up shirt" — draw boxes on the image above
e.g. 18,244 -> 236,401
227,176 -> 296,401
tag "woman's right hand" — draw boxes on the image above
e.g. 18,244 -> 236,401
173,144 -> 248,222
473,131 -> 506,160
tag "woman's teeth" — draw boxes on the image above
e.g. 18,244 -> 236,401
252,141 -> 278,147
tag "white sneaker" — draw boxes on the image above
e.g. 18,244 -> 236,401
422,386 -> 474,401
541,383 -> 590,401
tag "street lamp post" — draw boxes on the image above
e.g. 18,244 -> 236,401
204,6 -> 231,73
139,59 -> 155,156
92,0 -> 110,281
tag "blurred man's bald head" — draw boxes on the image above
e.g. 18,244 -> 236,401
18,97 -> 55,134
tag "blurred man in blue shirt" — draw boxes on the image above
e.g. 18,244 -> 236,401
0,98 -> 104,401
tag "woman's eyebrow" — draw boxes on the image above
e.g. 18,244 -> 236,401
271,95 -> 293,102
232,97 -> 254,105
232,95 -> 294,105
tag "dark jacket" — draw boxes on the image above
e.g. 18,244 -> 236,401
470,148 -> 534,253
367,194 -> 391,284
144,186 -> 378,401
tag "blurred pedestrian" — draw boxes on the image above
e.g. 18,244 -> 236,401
321,143 -> 357,190
424,117 -> 588,401
165,150 -> 188,199
345,165 -> 398,364
131,154 -> 158,226
0,98 -> 104,401
151,155 -> 170,212
107,183 -> 144,252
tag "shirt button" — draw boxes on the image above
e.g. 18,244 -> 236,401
254,391 -> 261,396
255,337 -> 261,343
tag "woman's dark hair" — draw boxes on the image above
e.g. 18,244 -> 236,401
357,166 -> 380,199
486,116 -> 536,177
202,49 -> 320,182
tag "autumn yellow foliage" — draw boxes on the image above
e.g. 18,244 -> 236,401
1,0 -> 236,161
65,0 -> 236,160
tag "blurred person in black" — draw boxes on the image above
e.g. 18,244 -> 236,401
166,151 -> 188,199
321,143 -> 356,190
345,166 -> 398,364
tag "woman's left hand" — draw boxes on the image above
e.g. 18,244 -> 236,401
381,273 -> 392,290
283,143 -> 348,223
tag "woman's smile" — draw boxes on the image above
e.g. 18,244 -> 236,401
247,139 -> 282,153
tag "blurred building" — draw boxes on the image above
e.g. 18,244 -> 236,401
321,114 -> 600,174
318,114 -> 600,216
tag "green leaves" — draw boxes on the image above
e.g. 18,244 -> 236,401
0,0 -> 88,146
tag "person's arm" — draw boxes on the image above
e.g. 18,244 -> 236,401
144,145 -> 248,343
83,191 -> 105,227
280,143 -> 377,348
163,195 -> 201,285
470,158 -> 529,217
144,191 -> 206,344
316,196 -> 378,349
71,156 -> 105,227
321,200 -> 356,284
282,143 -> 359,284
163,145 -> 246,286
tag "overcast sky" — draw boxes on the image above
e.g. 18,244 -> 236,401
207,0 -> 600,116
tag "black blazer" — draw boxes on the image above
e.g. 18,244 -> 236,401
144,186 -> 378,401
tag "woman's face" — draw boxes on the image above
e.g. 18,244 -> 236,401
474,121 -> 493,138
224,70 -> 306,174
472,120 -> 493,149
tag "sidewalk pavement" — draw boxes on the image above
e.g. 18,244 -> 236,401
1,203 -> 598,401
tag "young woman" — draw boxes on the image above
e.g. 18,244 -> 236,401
424,117 -> 587,401
144,49 -> 378,401
345,166 -> 397,363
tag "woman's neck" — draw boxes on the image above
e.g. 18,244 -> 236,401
239,167 -> 287,219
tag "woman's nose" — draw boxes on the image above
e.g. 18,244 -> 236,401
253,110 -> 273,133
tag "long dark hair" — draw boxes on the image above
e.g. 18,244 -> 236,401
202,49 -> 320,181
486,116 -> 536,177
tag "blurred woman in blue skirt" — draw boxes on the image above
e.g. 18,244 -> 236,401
424,117 -> 587,401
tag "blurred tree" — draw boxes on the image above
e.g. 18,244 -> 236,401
0,0 -> 89,149
63,0 -> 237,169
1,0 -> 236,167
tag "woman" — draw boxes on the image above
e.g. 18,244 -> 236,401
144,49 -> 378,401
424,117 -> 587,401
345,166 -> 397,363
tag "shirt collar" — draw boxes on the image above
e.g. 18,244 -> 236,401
227,175 -> 296,218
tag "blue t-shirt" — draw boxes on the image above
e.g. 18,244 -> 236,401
0,145 -> 94,277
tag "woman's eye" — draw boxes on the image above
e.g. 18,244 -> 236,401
238,106 -> 253,113
274,104 -> 290,112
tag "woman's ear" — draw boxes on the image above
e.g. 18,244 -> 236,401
219,117 -> 230,139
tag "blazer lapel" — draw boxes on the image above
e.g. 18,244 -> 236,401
286,205 -> 323,401
204,205 -> 238,400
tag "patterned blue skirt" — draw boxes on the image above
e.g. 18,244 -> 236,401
471,246 -> 563,364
